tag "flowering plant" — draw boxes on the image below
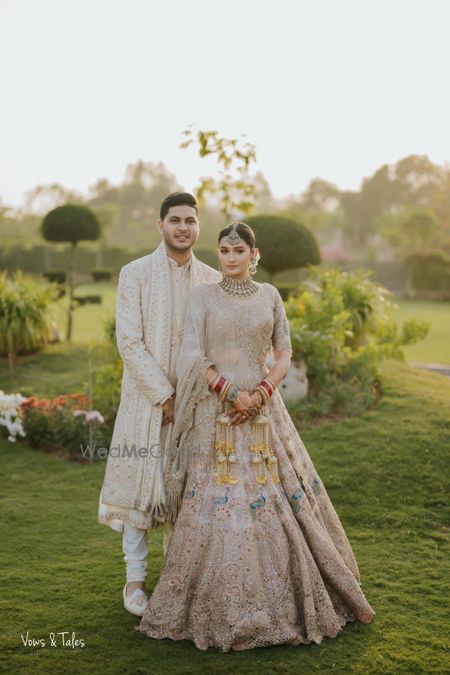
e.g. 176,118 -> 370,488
0,390 -> 27,442
20,393 -> 89,414
1,387 -> 110,460
73,409 -> 105,424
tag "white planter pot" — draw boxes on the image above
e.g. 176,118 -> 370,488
265,354 -> 308,402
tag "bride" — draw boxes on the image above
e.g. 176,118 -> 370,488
136,221 -> 375,651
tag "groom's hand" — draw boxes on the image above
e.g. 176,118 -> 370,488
162,394 -> 175,425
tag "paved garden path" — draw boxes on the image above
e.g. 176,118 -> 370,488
409,361 -> 450,377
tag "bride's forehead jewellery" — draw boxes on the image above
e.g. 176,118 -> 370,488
226,222 -> 244,245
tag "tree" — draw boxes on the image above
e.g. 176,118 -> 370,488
25,183 -> 84,213
377,207 -> 441,256
245,214 -> 320,283
376,207 -> 443,292
283,178 -> 343,244
180,127 -> 257,220
88,160 -> 181,248
91,202 -> 119,268
340,156 -> 450,251
41,204 -> 100,340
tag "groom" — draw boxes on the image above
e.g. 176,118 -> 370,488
98,192 -> 220,616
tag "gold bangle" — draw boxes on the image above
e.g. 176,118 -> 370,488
219,380 -> 233,403
219,382 -> 232,402
255,385 -> 269,406
207,372 -> 219,388
209,374 -> 224,392
252,390 -> 264,408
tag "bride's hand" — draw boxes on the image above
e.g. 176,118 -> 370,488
250,391 -> 263,410
235,391 -> 253,408
229,391 -> 253,425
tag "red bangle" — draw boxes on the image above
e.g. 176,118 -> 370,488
263,378 -> 276,394
213,375 -> 226,394
258,380 -> 273,398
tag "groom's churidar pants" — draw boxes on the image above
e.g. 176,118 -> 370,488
122,522 -> 174,583
121,415 -> 177,582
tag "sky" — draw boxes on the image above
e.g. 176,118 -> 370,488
1,0 -> 449,209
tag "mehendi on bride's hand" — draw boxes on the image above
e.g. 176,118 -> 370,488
208,373 -> 263,425
250,390 -> 264,410
228,391 -> 259,425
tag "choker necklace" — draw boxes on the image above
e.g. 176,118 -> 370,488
219,274 -> 260,298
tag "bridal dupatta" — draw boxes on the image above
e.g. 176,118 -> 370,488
164,284 -> 214,520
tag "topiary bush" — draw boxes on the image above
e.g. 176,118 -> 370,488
43,270 -> 66,284
91,268 -> 113,282
245,214 -> 320,283
42,204 -> 101,341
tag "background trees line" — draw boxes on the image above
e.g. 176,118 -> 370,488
1,154 -> 449,264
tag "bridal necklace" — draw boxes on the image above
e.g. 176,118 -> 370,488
219,273 -> 260,298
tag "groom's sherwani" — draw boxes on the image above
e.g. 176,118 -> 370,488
98,241 -> 220,532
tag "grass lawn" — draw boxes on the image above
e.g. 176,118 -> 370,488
1,343 -> 109,400
1,360 -> 449,674
52,282 -> 117,345
391,298 -> 450,365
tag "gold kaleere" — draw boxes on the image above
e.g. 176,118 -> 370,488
250,452 -> 266,485
215,452 -> 228,485
250,411 -> 280,484
214,412 -> 238,485
267,454 -> 281,484
250,413 -> 269,484
213,407 -> 281,487
227,453 -> 239,484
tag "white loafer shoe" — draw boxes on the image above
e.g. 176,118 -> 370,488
123,584 -> 149,617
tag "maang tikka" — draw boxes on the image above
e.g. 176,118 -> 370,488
226,222 -> 244,245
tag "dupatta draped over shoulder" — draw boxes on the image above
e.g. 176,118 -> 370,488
165,283 -> 215,520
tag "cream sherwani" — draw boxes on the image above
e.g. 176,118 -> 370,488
98,241 -> 220,532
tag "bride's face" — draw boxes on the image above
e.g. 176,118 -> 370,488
218,238 -> 257,279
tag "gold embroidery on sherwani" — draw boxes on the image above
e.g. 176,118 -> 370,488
98,243 -> 220,532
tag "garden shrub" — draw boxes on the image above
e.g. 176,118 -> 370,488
20,394 -> 108,460
0,271 -> 59,356
285,266 -> 430,420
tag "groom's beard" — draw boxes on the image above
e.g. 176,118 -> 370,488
163,232 -> 198,252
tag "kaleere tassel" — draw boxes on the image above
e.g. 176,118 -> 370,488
250,411 -> 280,484
227,453 -> 239,484
250,413 -> 270,484
268,454 -> 281,484
214,412 -> 238,485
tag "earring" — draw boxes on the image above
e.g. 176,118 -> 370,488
217,259 -> 223,272
249,256 -> 258,276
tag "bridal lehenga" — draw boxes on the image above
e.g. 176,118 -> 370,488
136,281 -> 375,652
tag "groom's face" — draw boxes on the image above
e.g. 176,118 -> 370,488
158,205 -> 200,252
